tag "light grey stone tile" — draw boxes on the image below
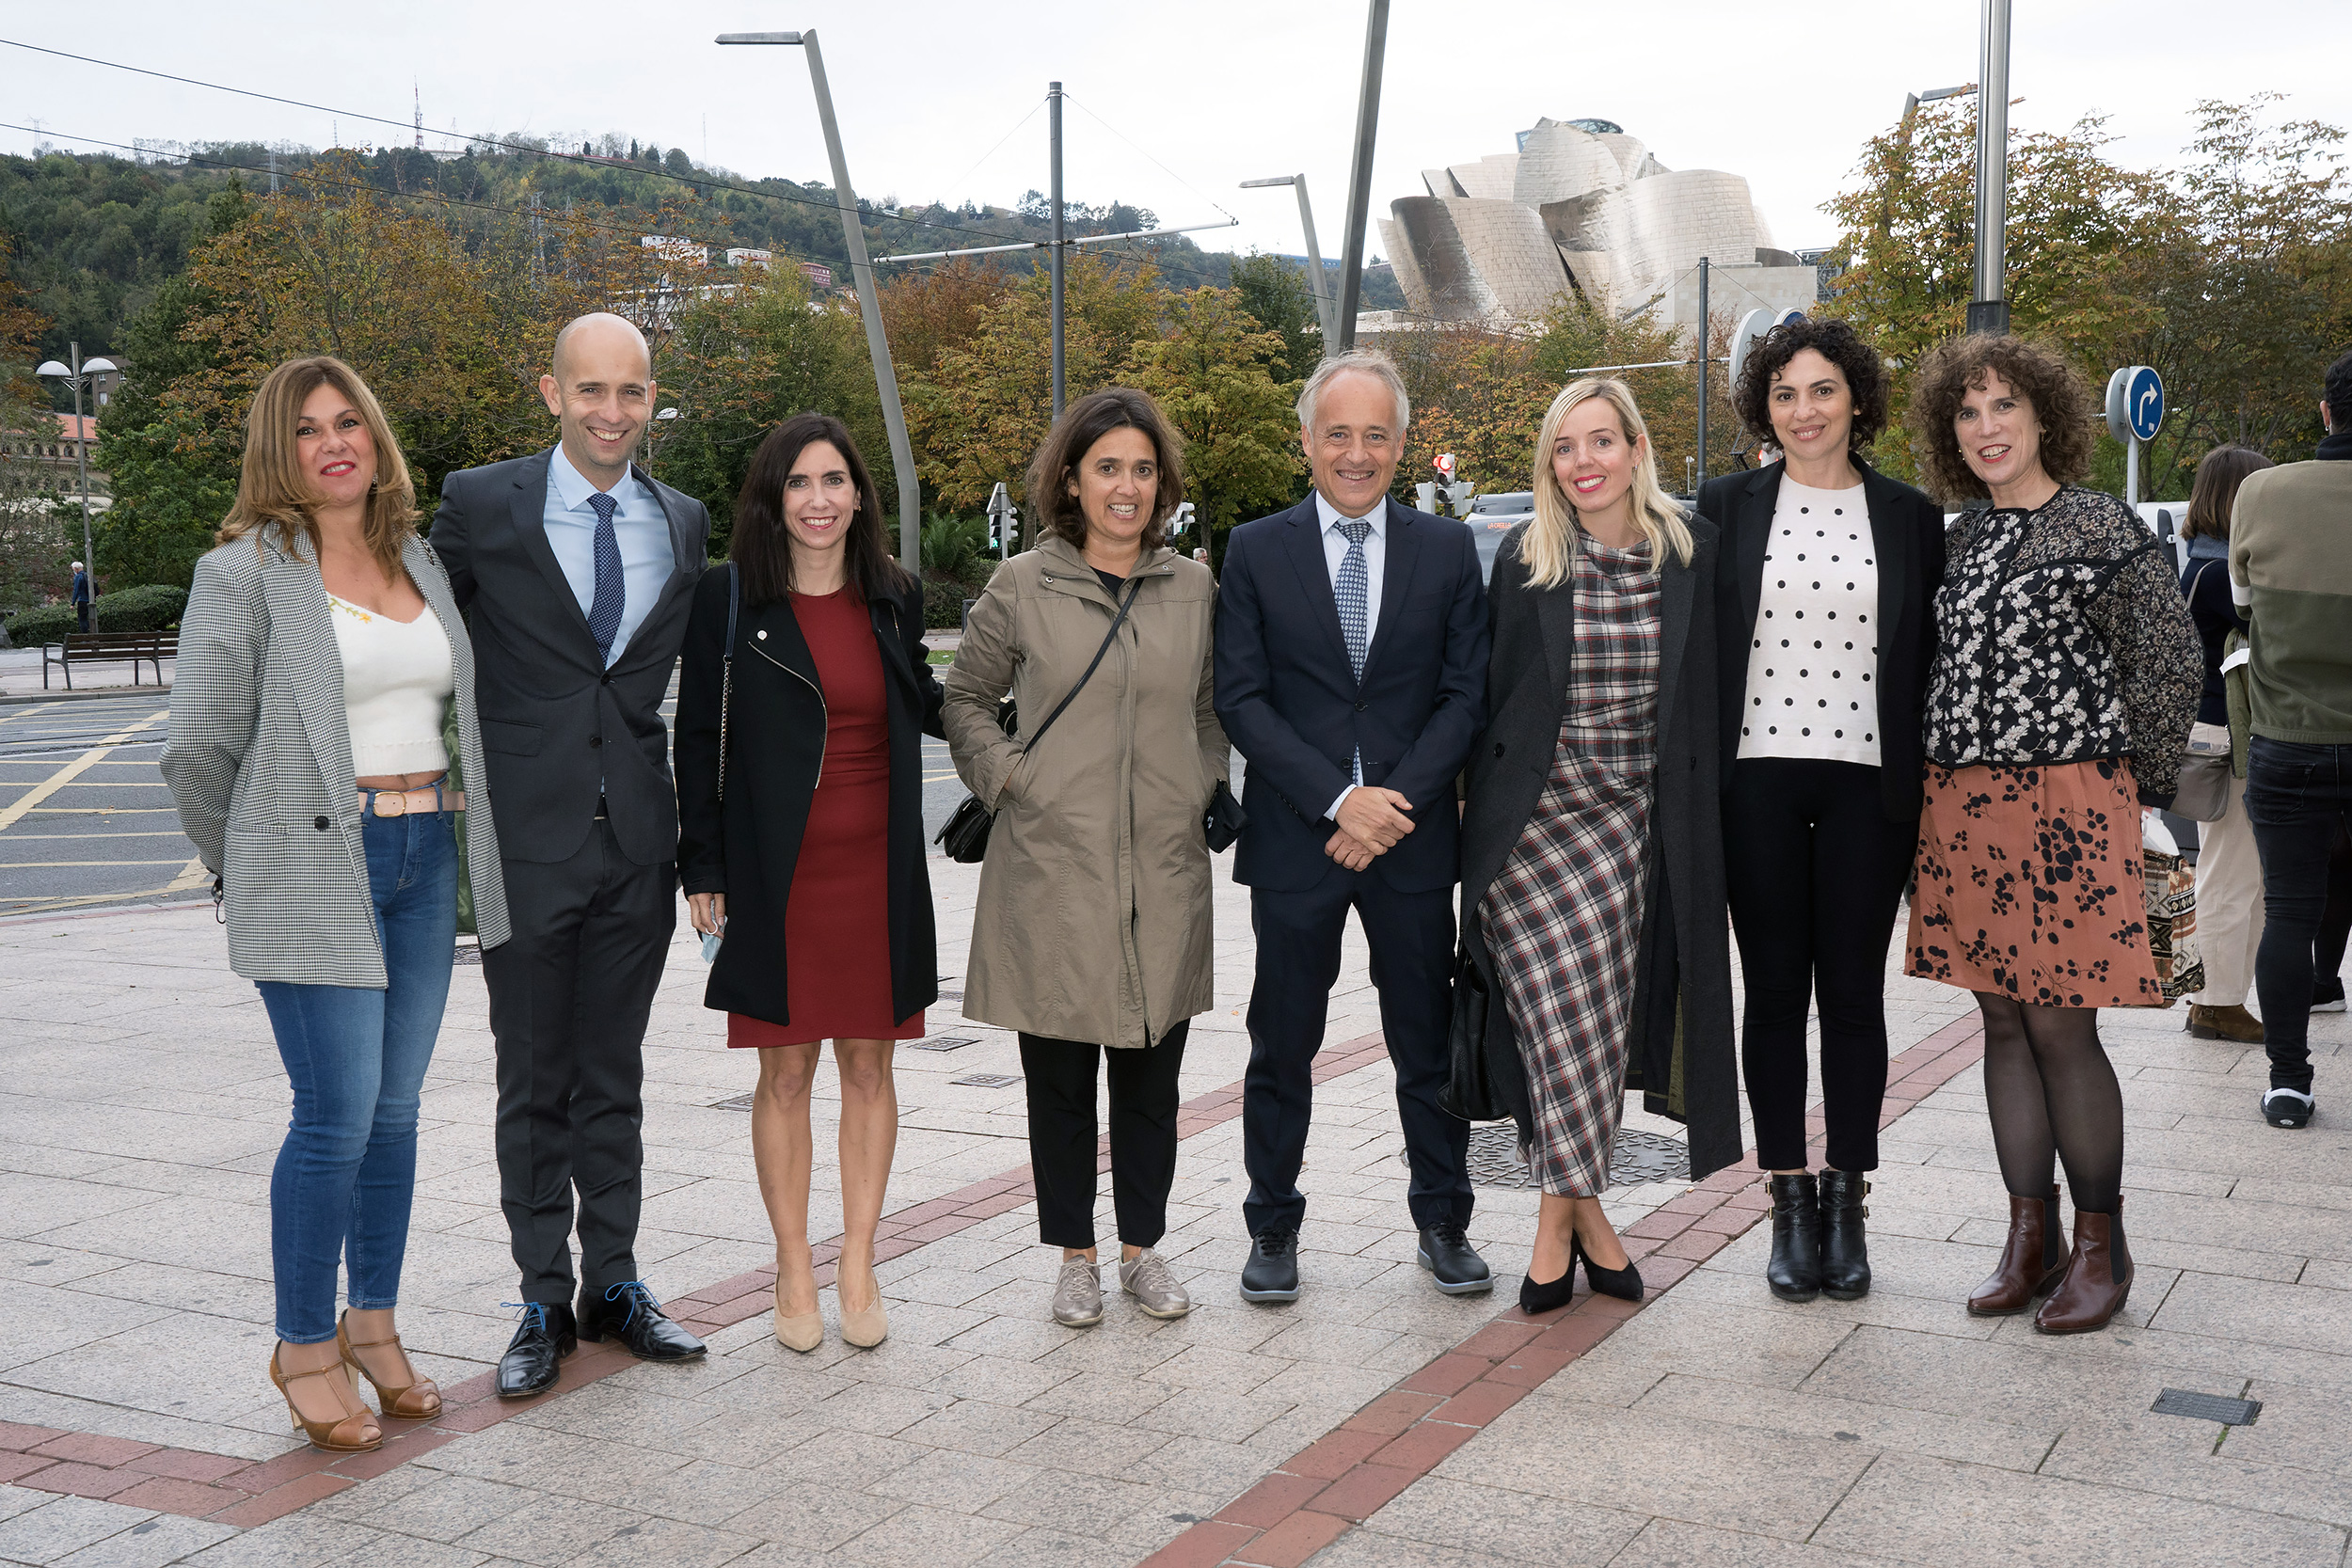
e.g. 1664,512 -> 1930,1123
0,1496 -> 160,1566
323,1535 -> 493,1568
803,1381 -> 954,1438
1633,1372 -> 2056,1470
1124,1384 -> 1294,1441
722,1485 -> 907,1553
354,1474 -> 532,1542
1609,1515 -> 1905,1567
966,1525 -> 1135,1568
1002,1416 -> 1173,1480
1573,1295 -> 1856,1391
605,1457 -> 792,1527
1311,1528 -> 1532,1568
758,1430 -> 926,1488
1814,1449 -> 2349,1567
453,1491 -> 646,1565
179,1515 -> 389,1567
894,1398 -> 1062,1457
2151,1272 -> 2352,1354
2039,1409 -> 2352,1528
48,1513 -> 239,1568
549,1514 -> 759,1568
832,1502 -> 1023,1568
1359,1474 -> 1645,1564
866,1449 -> 1040,1513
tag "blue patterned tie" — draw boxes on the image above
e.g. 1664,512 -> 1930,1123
1335,517 -> 1373,681
586,491 -> 624,665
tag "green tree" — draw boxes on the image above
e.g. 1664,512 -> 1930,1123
1228,251 -> 1321,381
1128,286 -> 1303,554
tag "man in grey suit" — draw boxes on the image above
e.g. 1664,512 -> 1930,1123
430,313 -> 710,1395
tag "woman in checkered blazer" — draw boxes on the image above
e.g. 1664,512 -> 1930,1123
164,356 -> 509,1454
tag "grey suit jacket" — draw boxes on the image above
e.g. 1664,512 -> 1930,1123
427,449 -> 708,865
163,528 -> 511,987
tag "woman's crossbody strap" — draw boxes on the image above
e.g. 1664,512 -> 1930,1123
1024,578 -> 1142,754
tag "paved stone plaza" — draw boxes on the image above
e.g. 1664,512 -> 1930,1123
0,856 -> 2346,1566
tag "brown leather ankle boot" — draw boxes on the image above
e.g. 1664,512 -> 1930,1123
2035,1199 -> 2133,1334
1966,1186 -> 2068,1316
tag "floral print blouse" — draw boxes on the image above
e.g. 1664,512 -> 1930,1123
1924,484 -> 2201,801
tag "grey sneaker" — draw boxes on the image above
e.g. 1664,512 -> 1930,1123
1051,1257 -> 1104,1326
1118,1248 -> 1194,1319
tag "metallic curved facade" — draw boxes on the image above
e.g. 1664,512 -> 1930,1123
1380,118 -> 1821,333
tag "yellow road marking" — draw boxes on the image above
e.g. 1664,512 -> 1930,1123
0,703 -> 62,727
0,710 -> 169,832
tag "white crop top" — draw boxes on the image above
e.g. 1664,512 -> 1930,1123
1737,477 -> 1882,767
328,594 -> 454,777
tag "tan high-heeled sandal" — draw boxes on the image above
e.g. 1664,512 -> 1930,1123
271,1346 -> 382,1452
772,1277 -> 823,1354
337,1311 -> 441,1419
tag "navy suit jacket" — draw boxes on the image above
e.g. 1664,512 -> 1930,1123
1214,494 -> 1490,894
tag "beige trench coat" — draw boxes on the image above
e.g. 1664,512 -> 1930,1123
945,534 -> 1228,1049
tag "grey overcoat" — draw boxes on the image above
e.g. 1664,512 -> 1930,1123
1457,519 -> 1741,1181
163,527 -> 511,987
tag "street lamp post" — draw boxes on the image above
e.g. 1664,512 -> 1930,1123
1240,175 -> 1338,345
716,29 -> 923,571
1967,0 -> 2013,336
35,343 -> 116,593
1335,0 -> 1391,351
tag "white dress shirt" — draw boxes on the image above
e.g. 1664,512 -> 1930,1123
1315,490 -> 1388,821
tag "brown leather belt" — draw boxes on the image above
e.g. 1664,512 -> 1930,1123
358,784 -> 465,817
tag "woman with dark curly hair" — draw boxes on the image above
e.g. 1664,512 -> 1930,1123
1697,316 -> 1948,1305
1904,335 -> 2199,1335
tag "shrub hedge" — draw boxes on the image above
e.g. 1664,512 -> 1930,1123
6,584 -> 190,643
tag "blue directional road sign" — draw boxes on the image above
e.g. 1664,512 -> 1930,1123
2126,366 -> 2164,442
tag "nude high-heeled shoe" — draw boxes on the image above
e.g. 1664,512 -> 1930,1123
837,1269 -> 888,1348
271,1346 -> 382,1452
772,1278 -> 824,1354
338,1311 -> 440,1419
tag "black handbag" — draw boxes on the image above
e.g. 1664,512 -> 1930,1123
1203,779 -> 1248,853
1439,942 -> 1507,1122
936,579 -> 1142,864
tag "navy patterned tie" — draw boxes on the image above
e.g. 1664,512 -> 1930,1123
1335,517 -> 1373,681
586,491 -> 624,665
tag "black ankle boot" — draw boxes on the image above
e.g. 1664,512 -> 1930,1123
1818,1169 -> 1871,1301
1766,1173 -> 1822,1302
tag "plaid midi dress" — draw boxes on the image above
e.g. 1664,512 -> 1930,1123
1477,533 -> 1661,1196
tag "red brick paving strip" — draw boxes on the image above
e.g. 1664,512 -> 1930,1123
2,1014 -> 1987,1546
1136,1010 -> 1990,1566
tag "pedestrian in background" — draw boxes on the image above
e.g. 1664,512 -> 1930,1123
1904,336 -> 2200,1335
69,561 -> 90,631
946,388 -> 1226,1329
1461,377 -> 1738,1313
2176,444 -> 2274,1045
2230,345 -> 2352,1130
163,356 -> 510,1452
430,312 -> 711,1395
675,414 -> 943,1353
1700,317 -> 1947,1305
1216,351 -> 1494,1305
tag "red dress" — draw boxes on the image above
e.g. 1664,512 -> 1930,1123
727,589 -> 924,1049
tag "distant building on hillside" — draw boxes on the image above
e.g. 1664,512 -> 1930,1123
641,235 -> 709,267
1,413 -> 109,506
1378,117 -> 1820,335
723,249 -> 834,291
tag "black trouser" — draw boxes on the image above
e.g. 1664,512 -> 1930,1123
1724,758 -> 1916,1172
1019,1022 -> 1188,1250
1242,873 -> 1470,1236
2316,824 -> 2352,992
2247,738 -> 2352,1094
484,816 -> 676,1303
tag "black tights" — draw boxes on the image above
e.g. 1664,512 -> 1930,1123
1976,994 -> 2123,1213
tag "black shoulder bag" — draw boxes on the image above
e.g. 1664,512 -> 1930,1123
935,579 -> 1142,863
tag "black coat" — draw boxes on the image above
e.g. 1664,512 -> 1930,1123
673,568 -> 946,1030
1458,519 -> 1741,1182
1698,458 -> 1947,820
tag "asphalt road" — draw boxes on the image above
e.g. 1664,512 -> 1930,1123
0,682 -> 975,922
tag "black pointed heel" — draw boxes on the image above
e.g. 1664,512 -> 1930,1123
1519,1241 -> 1577,1314
1574,1231 -> 1645,1303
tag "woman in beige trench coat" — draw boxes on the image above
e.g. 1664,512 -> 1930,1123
946,387 -> 1228,1331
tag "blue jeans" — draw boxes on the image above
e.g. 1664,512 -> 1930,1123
2246,738 -> 2352,1094
256,813 -> 457,1342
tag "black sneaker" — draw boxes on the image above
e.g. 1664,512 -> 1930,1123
1239,1229 -> 1300,1302
2312,977 -> 2347,1013
1416,1222 -> 1494,1294
2262,1087 -> 2315,1129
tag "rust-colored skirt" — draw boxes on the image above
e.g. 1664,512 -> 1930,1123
1905,758 -> 2162,1009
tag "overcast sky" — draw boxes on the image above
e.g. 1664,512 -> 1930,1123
8,0 -> 2348,262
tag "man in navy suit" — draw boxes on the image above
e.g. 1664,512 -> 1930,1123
1215,349 -> 1493,1302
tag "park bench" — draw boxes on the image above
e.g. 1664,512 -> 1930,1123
40,629 -> 177,690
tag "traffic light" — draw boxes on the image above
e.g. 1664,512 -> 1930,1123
1169,501 -> 1196,538
1442,481 -> 1475,515
986,481 -> 1019,555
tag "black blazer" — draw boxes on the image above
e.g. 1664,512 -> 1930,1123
672,568 -> 946,1031
1458,518 -> 1741,1181
430,449 -> 709,865
1213,494 -> 1490,894
1699,458 -> 1947,819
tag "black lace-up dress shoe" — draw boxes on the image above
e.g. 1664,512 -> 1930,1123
496,1302 -> 577,1399
1240,1229 -> 1301,1302
578,1282 -> 707,1362
1417,1222 -> 1494,1294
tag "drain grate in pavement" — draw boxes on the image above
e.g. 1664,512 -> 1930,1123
710,1093 -> 756,1112
952,1072 -> 1022,1088
1461,1122 -> 1690,1190
2152,1389 -> 2262,1425
908,1036 -> 980,1053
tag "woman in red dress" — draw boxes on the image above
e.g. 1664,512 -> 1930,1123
674,414 -> 943,1354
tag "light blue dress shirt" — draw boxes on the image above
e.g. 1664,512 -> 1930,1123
543,443 -> 675,667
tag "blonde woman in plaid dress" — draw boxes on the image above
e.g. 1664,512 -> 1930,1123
1459,379 -> 1740,1313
